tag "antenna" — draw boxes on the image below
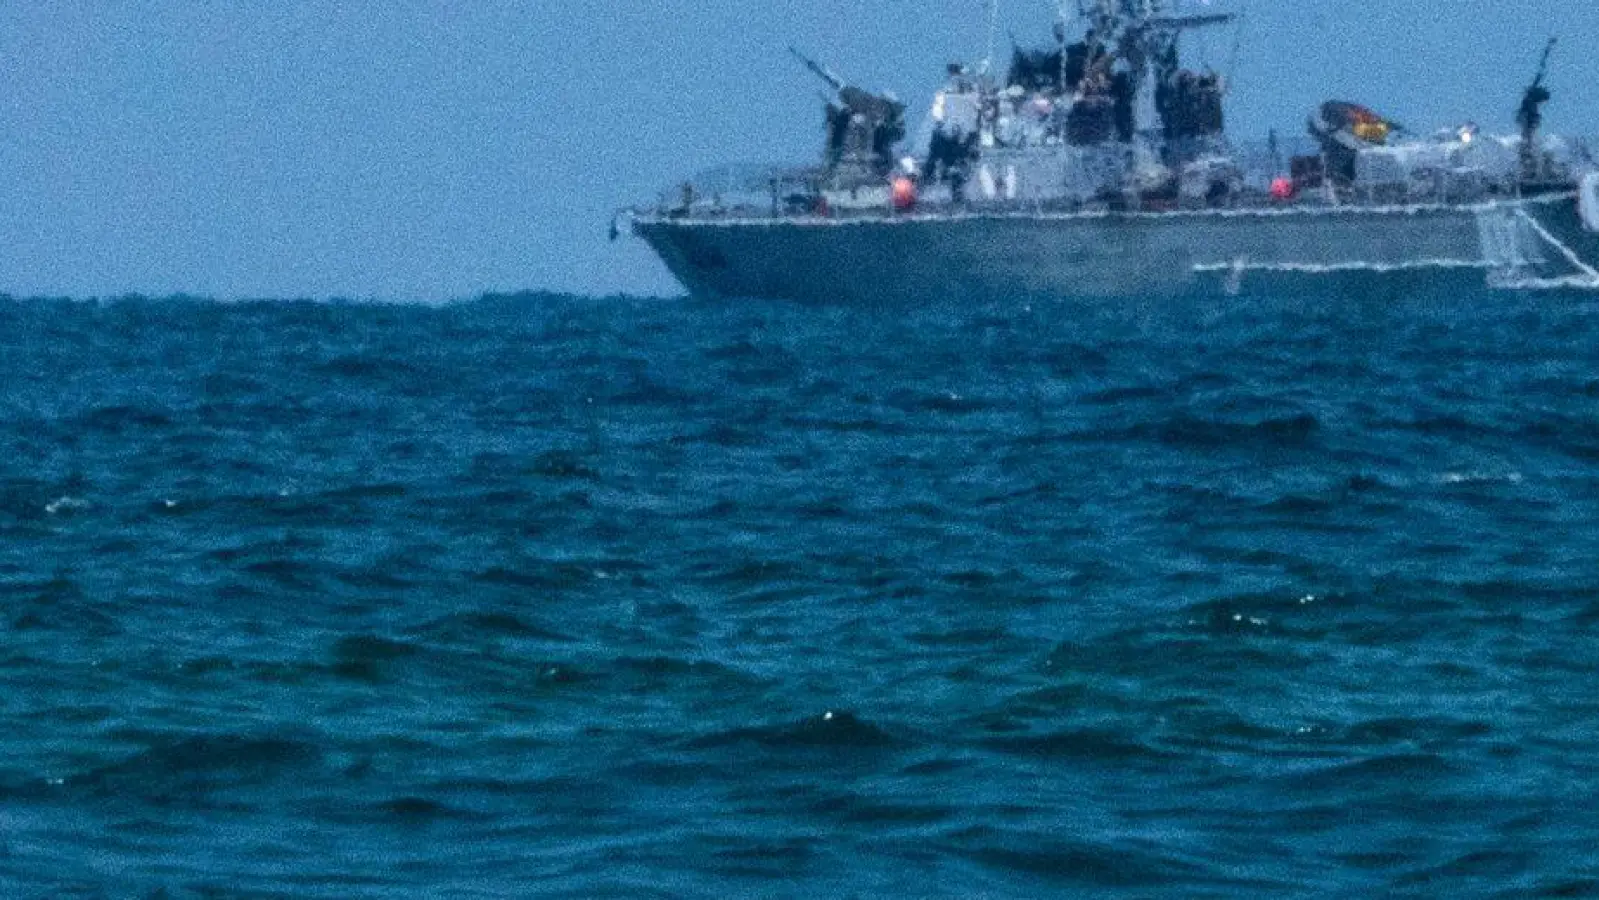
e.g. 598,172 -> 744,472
1049,0 -> 1076,33
981,0 -> 1002,75
1223,6 -> 1246,92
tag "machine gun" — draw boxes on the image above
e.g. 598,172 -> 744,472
788,47 -> 906,177
788,46 -> 904,124
789,46 -> 846,93
1517,37 -> 1557,181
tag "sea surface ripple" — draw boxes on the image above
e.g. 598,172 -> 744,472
1,290 -> 1597,897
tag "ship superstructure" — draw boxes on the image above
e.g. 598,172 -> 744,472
622,1 -> 1599,302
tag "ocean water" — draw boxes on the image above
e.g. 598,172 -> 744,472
1,289 -> 1597,898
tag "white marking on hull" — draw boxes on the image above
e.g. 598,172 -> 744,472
1192,258 -> 1489,274
1514,208 -> 1599,286
1488,275 -> 1599,291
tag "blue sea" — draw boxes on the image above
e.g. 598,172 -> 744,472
1,290 -> 1597,897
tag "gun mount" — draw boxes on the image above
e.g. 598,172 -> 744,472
789,46 -> 906,183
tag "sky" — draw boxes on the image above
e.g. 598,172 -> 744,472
2,0 -> 1597,300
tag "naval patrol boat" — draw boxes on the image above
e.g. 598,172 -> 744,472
620,1 -> 1599,303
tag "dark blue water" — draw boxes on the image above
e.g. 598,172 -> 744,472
2,290 -> 1597,897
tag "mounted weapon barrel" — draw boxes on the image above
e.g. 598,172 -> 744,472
1141,13 -> 1236,31
1518,37 -> 1557,133
788,46 -> 901,120
1518,37 -> 1558,181
788,46 -> 847,94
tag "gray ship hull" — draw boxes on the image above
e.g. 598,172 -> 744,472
635,194 -> 1599,303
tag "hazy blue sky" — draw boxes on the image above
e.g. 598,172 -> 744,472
3,1 -> 1596,299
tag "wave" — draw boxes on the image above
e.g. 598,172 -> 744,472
978,727 -> 1175,764
471,562 -> 595,591
325,634 -> 435,684
944,827 -> 1217,889
1077,384 -> 1173,405
885,388 -> 994,415
8,575 -> 122,635
1153,411 -> 1322,449
368,795 -> 487,824
699,338 -> 803,385
312,354 -> 426,381
75,404 -> 175,433
1328,716 -> 1494,748
1277,752 -> 1460,792
667,423 -> 764,448
464,450 -> 597,482
1067,411 -> 1324,450
68,733 -> 324,804
410,611 -> 573,643
686,711 -> 907,751
526,450 -> 600,480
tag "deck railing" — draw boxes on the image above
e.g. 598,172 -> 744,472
642,135 -> 1593,221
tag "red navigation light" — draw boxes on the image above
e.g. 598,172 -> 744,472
1270,177 -> 1295,201
891,177 -> 918,211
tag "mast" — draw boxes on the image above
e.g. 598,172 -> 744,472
1056,0 -> 1073,91
1094,0 -> 1233,139
980,0 -> 1001,75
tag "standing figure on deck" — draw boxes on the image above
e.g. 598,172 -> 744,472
926,65 -> 982,198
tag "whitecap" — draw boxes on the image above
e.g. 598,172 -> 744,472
1438,471 -> 1523,486
44,496 -> 87,515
